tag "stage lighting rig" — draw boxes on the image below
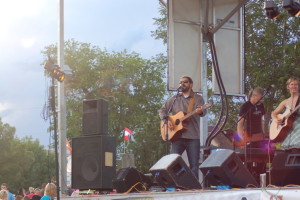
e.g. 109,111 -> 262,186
264,1 -> 280,19
283,0 -> 300,16
44,60 -> 65,82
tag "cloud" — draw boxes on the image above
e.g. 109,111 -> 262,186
0,0 -> 165,146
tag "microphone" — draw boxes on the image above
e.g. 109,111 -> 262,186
177,84 -> 183,90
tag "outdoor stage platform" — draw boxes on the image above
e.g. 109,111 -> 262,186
62,187 -> 300,200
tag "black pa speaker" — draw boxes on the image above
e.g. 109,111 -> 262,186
72,135 -> 116,190
82,99 -> 108,136
271,151 -> 300,186
199,149 -> 258,188
149,154 -> 201,189
210,129 -> 234,149
112,167 -> 153,193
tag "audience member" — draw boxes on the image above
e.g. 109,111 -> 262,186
31,188 -> 41,200
16,189 -> 26,197
66,186 -> 73,197
40,183 -> 56,200
0,190 -> 8,200
14,195 -> 23,200
27,187 -> 34,199
1,184 -> 13,200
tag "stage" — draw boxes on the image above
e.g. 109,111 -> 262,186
62,187 -> 300,200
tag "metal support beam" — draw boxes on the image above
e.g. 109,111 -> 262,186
58,0 -> 67,196
211,0 -> 249,34
159,0 -> 167,7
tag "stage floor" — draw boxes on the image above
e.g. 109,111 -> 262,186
62,186 -> 300,200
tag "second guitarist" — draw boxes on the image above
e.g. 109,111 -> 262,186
271,77 -> 300,152
158,76 -> 207,179
236,87 -> 266,147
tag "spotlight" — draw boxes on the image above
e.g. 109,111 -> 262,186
283,0 -> 300,17
264,1 -> 280,19
44,60 -> 65,82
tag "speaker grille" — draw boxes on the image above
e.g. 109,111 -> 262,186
82,99 -> 108,136
72,135 -> 116,190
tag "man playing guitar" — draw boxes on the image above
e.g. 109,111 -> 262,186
159,76 -> 207,179
236,87 -> 266,147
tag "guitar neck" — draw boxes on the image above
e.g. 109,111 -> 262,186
181,110 -> 197,121
287,104 -> 300,118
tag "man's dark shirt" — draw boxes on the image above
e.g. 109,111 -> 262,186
239,101 -> 265,135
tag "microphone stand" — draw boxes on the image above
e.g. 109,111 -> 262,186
162,87 -> 181,154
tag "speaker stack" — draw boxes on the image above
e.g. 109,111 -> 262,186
149,154 -> 201,189
72,99 -> 117,190
199,149 -> 258,188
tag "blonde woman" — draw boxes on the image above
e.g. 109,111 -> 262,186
271,77 -> 300,152
40,183 -> 56,200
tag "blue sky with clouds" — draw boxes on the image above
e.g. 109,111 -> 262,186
0,0 -> 166,147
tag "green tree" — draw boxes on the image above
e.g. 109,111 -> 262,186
42,40 -> 168,172
0,118 -> 55,193
245,0 -> 300,133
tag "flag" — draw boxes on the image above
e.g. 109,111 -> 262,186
66,139 -> 72,155
124,127 -> 133,141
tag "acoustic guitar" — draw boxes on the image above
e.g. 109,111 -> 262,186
269,104 -> 300,142
160,102 -> 212,141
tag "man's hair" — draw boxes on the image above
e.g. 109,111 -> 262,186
180,76 -> 193,84
248,87 -> 264,99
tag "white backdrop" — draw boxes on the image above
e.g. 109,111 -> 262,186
168,0 -> 244,95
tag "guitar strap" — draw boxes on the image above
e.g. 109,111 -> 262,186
296,96 -> 300,107
187,93 -> 196,114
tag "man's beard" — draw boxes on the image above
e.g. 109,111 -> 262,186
181,86 -> 189,92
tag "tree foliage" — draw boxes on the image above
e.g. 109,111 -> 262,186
42,40 -> 168,172
245,0 -> 300,132
0,118 -> 55,194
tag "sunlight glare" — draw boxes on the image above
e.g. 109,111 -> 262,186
0,0 -> 46,38
21,37 -> 36,48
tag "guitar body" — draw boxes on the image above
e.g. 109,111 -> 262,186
160,102 -> 212,142
269,109 -> 296,142
234,130 -> 265,147
161,111 -> 187,142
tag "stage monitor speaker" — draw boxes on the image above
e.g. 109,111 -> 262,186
271,151 -> 300,186
149,154 -> 201,189
112,167 -> 153,193
199,149 -> 258,188
72,135 -> 116,190
211,129 -> 234,149
82,99 -> 108,136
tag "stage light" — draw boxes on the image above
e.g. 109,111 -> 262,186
264,1 -> 280,19
44,60 -> 65,82
283,0 -> 300,16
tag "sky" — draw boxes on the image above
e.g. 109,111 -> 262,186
0,0 -> 166,147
